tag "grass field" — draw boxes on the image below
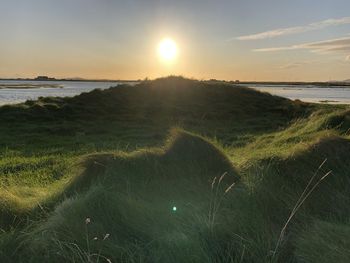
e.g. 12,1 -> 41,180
0,76 -> 349,262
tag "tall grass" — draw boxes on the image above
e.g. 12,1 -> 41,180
272,158 -> 332,259
208,172 -> 235,231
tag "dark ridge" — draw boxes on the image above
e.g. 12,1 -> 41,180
0,77 -> 313,149
0,76 -> 311,123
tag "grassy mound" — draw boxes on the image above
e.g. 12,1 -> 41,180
2,131 -> 350,262
253,136 -> 350,218
3,130 -> 239,262
0,76 -> 311,150
66,129 -> 238,194
224,133 -> 350,262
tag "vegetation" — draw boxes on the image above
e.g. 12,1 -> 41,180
0,76 -> 349,262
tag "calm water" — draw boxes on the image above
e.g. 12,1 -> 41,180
240,84 -> 350,104
0,80 -> 136,106
1,80 -> 350,105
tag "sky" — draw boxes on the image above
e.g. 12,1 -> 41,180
1,0 -> 350,81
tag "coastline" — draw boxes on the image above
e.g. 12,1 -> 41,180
0,84 -> 63,89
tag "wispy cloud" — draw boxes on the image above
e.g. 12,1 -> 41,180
254,36 -> 350,60
278,61 -> 313,70
236,17 -> 350,40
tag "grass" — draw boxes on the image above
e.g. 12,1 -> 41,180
0,76 -> 349,262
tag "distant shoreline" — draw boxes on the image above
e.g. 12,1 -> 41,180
0,78 -> 350,87
0,84 -> 64,89
1,78 -> 350,88
236,81 -> 350,87
0,78 -> 139,83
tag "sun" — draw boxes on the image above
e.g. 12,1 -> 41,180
158,38 -> 178,62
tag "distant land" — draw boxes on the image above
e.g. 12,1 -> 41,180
211,79 -> 350,87
235,81 -> 350,87
0,75 -> 139,82
1,76 -> 350,87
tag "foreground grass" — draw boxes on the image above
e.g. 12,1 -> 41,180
0,77 -> 349,262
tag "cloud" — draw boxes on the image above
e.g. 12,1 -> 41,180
278,61 -> 312,70
253,46 -> 301,52
253,36 -> 350,60
236,17 -> 350,40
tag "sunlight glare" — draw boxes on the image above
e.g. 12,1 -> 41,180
158,38 -> 178,62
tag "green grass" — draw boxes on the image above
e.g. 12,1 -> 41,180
0,76 -> 349,262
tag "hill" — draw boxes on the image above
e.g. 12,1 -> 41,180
0,76 -> 311,149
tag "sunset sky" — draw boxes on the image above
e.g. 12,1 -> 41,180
1,0 -> 350,81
